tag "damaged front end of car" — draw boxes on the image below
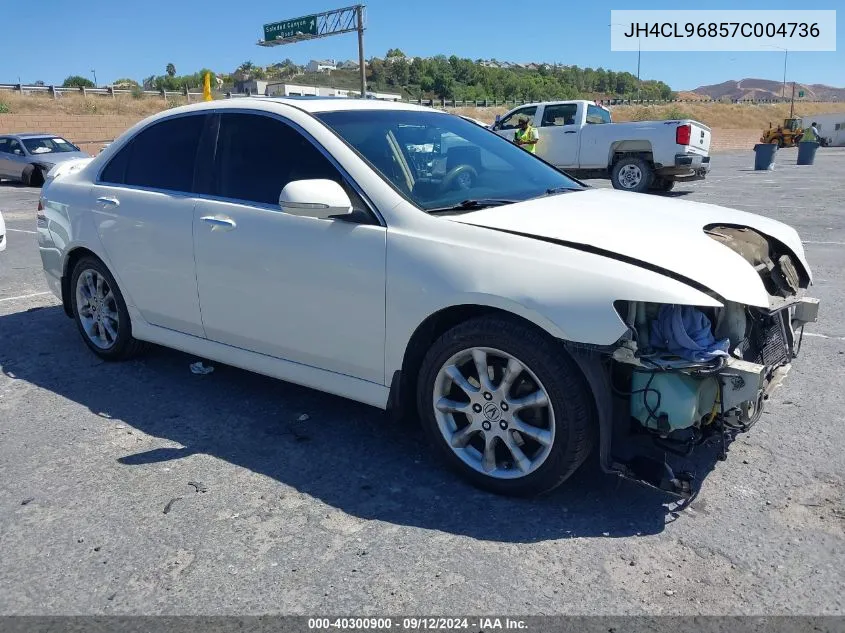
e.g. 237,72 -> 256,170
578,225 -> 819,499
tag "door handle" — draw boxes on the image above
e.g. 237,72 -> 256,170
96,196 -> 120,207
564,130 -> 577,134
200,215 -> 237,231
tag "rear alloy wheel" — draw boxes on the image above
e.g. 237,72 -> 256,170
611,156 -> 653,193
417,316 -> 595,497
71,257 -> 148,360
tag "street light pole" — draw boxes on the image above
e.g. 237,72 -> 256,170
91,69 -> 97,87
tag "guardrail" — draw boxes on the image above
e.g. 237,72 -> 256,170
1,83 -> 838,107
0,83 -> 203,100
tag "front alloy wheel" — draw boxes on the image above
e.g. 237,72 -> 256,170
417,316 -> 595,497
432,347 -> 555,479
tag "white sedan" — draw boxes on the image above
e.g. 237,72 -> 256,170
37,98 -> 819,498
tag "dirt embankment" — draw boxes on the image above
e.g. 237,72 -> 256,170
3,92 -> 843,154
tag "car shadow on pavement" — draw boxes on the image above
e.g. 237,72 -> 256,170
1,305 -> 726,543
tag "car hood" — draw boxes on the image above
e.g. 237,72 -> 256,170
452,188 -> 811,308
30,151 -> 90,165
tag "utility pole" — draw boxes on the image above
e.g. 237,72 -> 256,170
356,5 -> 366,99
782,49 -> 788,99
636,37 -> 641,102
790,81 -> 796,118
91,69 -> 97,87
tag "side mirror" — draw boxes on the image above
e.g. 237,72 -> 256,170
279,179 -> 353,220
13,149 -> 23,156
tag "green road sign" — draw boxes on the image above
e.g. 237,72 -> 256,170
798,90 -> 805,98
263,15 -> 317,41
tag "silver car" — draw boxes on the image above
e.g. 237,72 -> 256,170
0,134 -> 90,187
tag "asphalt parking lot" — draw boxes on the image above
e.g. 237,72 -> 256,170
1,149 -> 844,616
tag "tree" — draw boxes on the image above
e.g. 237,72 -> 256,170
34,80 -> 45,86
62,75 -> 95,88
252,67 -> 267,80
113,77 -> 139,87
166,63 -> 176,77
237,61 -> 255,76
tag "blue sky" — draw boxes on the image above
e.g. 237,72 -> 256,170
1,0 -> 842,90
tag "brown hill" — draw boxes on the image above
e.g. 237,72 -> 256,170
693,79 -> 845,101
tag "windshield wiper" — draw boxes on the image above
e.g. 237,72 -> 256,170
541,186 -> 582,196
428,198 -> 518,215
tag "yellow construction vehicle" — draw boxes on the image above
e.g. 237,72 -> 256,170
761,117 -> 804,147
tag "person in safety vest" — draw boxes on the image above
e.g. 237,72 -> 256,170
801,121 -> 820,143
513,116 -> 539,154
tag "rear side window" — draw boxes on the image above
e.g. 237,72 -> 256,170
101,115 -> 205,191
586,105 -> 611,124
540,104 -> 578,127
0,138 -> 9,153
213,113 -> 342,206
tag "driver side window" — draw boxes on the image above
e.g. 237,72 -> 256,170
8,140 -> 24,155
498,106 -> 537,130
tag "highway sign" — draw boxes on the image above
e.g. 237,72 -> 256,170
263,15 -> 317,41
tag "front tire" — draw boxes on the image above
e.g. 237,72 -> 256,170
70,256 -> 148,360
610,156 -> 653,193
416,316 -> 595,497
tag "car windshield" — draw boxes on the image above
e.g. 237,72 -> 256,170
22,137 -> 80,155
315,110 -> 583,212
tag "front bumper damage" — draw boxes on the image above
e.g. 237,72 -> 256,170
568,295 -> 819,500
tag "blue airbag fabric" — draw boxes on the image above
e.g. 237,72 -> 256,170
649,305 -> 730,362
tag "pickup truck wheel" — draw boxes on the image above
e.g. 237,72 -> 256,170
611,157 -> 653,193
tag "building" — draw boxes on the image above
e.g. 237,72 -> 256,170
266,82 -> 350,97
234,79 -> 268,95
337,60 -> 359,70
263,82 -> 402,101
306,59 -> 336,73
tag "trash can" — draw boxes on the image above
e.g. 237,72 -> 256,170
797,141 -> 820,166
753,143 -> 778,170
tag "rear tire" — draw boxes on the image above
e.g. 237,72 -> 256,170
416,316 -> 596,497
70,256 -> 149,361
610,156 -> 653,193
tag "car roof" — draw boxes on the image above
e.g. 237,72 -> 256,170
251,96 -> 433,114
5,133 -> 56,139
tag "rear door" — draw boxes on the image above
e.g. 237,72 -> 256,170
0,138 -> 12,177
538,103 -> 580,166
0,139 -> 27,179
89,113 -> 209,337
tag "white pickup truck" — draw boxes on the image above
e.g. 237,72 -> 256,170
491,100 -> 712,193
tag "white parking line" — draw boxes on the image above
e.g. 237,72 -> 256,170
803,332 -> 845,342
0,292 -> 51,303
803,241 -> 845,246
5,228 -> 37,234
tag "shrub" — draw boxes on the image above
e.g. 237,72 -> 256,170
0,101 -> 10,114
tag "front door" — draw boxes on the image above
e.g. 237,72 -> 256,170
538,103 -> 580,167
492,106 -> 538,144
192,112 -> 387,384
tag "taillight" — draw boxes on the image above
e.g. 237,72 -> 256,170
676,124 -> 691,145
